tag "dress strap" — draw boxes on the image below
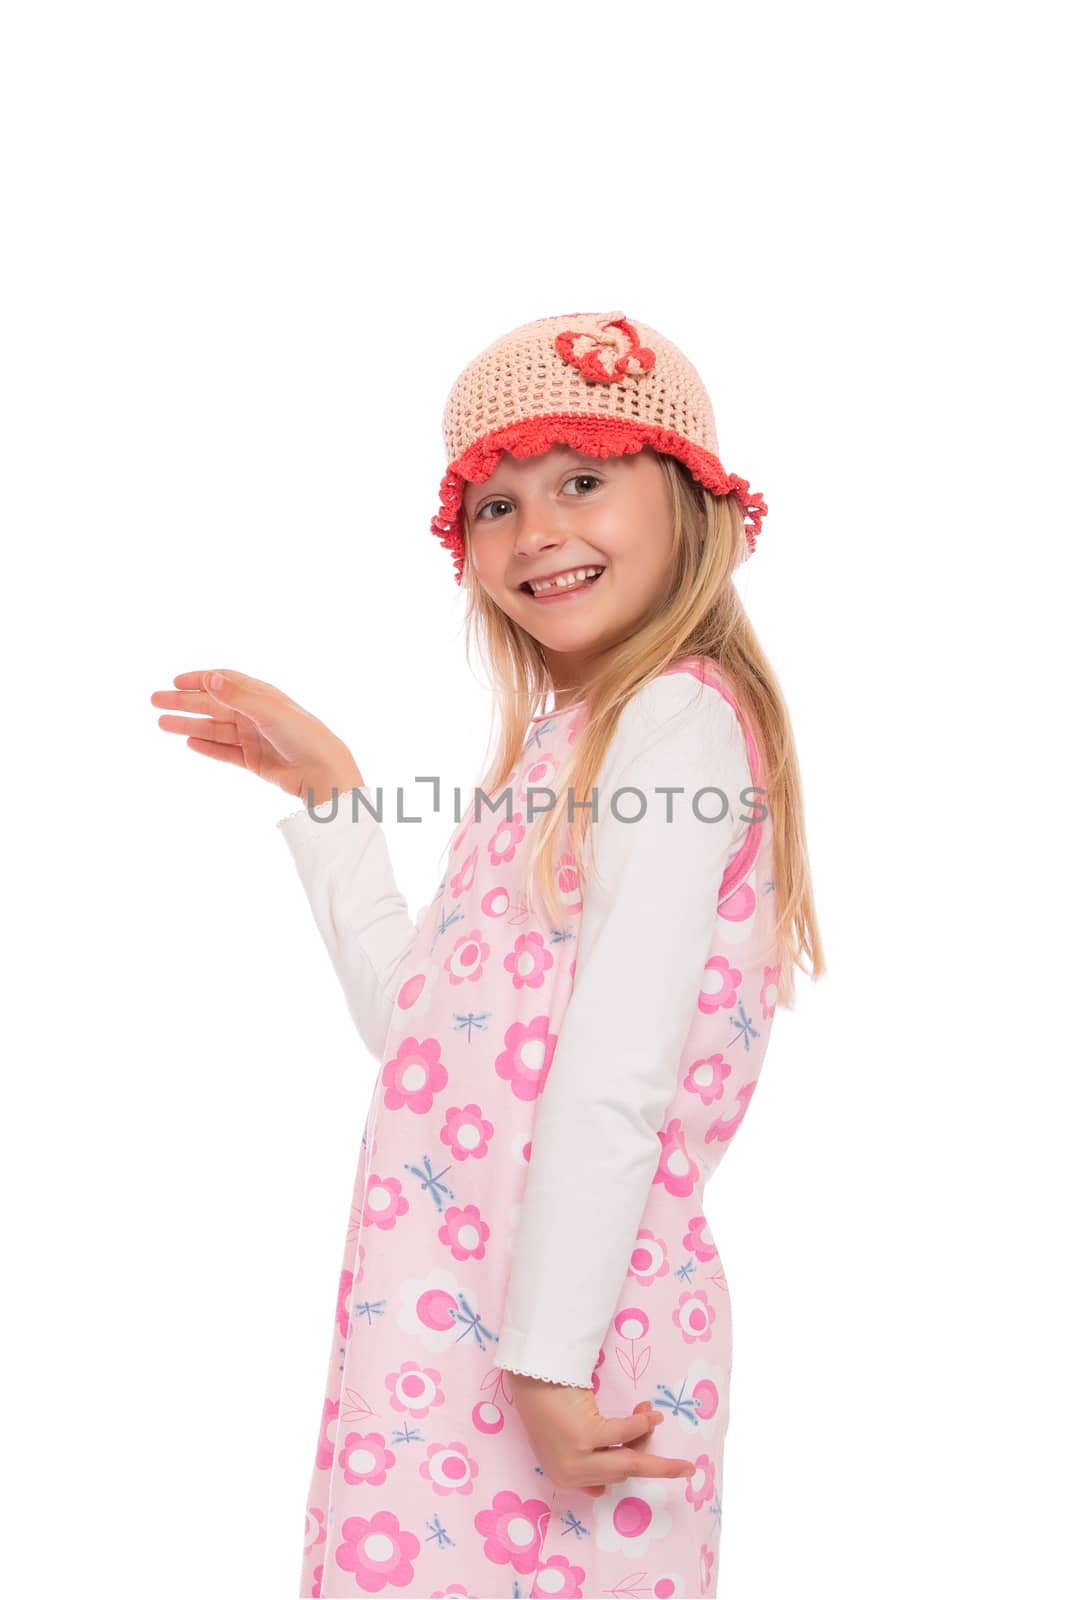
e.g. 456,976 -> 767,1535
659,656 -> 765,907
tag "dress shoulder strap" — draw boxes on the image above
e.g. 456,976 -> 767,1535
659,655 -> 766,907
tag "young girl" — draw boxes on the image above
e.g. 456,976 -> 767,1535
151,309 -> 824,1598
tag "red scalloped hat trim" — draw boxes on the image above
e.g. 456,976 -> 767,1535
430,414 -> 768,584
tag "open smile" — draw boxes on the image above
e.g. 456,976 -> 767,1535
519,566 -> 606,602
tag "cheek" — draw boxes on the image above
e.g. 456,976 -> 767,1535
468,529 -> 512,594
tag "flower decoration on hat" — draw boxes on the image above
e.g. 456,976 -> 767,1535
554,311 -> 656,385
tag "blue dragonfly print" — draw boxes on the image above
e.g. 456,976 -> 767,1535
653,1376 -> 704,1429
447,1290 -> 499,1352
523,716 -> 559,752
725,998 -> 760,1053
402,1154 -> 456,1213
423,1511 -> 456,1551
453,1009 -> 492,1042
557,1506 -> 592,1541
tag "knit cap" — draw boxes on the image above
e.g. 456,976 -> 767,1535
431,309 -> 767,584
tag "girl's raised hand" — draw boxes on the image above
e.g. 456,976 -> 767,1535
508,1373 -> 697,1497
150,669 -> 363,805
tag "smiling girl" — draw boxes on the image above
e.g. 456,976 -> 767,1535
152,309 -> 824,1598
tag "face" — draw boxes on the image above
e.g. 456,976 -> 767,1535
463,444 -> 675,694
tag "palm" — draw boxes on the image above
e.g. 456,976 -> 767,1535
151,668 -> 357,803
213,699 -> 292,782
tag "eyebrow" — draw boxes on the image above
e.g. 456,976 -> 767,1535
472,451 -> 607,493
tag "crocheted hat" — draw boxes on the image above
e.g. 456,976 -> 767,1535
431,309 -> 767,585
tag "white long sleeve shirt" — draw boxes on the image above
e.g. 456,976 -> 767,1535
276,672 -> 754,1386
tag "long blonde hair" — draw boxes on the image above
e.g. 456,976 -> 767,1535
458,454 -> 826,1009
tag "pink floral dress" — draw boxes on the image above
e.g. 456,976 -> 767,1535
290,658 -> 780,1598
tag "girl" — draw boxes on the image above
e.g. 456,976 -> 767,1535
151,309 -> 824,1598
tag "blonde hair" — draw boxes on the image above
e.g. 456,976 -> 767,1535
458,454 -> 826,1009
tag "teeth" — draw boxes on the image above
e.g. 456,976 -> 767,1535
529,566 -> 605,594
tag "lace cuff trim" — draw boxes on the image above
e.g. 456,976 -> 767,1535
275,787 -> 362,829
494,1360 -> 589,1388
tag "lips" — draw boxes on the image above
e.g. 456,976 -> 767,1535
521,568 -> 606,599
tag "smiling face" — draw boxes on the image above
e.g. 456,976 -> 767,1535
463,444 -> 676,694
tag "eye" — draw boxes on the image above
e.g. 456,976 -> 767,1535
472,472 -> 603,522
473,498 -> 513,522
563,472 -> 602,495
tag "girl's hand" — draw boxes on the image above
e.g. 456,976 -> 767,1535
150,668 -> 363,804
508,1373 -> 697,1498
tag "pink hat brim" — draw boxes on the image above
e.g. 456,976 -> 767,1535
431,414 -> 767,584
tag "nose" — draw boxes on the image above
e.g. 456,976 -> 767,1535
511,506 -> 566,561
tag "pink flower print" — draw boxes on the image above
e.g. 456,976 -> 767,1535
396,1270 -> 479,1350
474,1488 -> 553,1575
439,1202 -> 490,1262
628,1228 -> 670,1286
654,1117 -> 700,1198
614,1305 -> 651,1384
343,1219 -> 366,1283
386,1360 -> 445,1419
590,1477 -> 672,1555
516,750 -> 562,817
495,1015 -> 557,1102
314,1396 -> 339,1470
614,1305 -> 649,1341
503,930 -> 555,989
705,1078 -> 756,1146
674,1289 -> 716,1345
682,1215 -> 719,1263
480,884 -> 513,919
449,846 -> 478,899
420,1438 -> 479,1496
691,1373 -> 722,1423
532,1554 -> 587,1597
683,1051 -> 732,1107
396,958 -> 443,1020
473,1371 -> 507,1436
383,1035 -> 448,1114
336,1268 -> 354,1339
557,850 -> 582,914
761,962 -> 781,1018
554,312 -> 657,385
430,1589 -> 473,1598
335,1509 -> 421,1592
310,1561 -> 323,1597
440,1102 -> 493,1161
687,1452 -> 718,1514
445,928 -> 490,986
488,814 -> 526,866
304,1503 -> 326,1551
566,707 -> 587,744
360,1173 -> 409,1230
339,1429 -> 396,1486
698,954 -> 742,1015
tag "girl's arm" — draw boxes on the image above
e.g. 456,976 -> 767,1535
494,672 -> 753,1387
276,788 -> 426,1061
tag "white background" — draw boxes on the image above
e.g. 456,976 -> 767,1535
2,2 -> 1062,1595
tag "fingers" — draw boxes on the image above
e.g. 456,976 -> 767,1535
576,1444 -> 696,1490
170,669 -> 261,693
150,688 -> 217,713
156,714 -> 240,745
573,1402 -> 696,1491
185,736 -> 248,769
155,671 -> 265,717
597,1406 -> 666,1450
